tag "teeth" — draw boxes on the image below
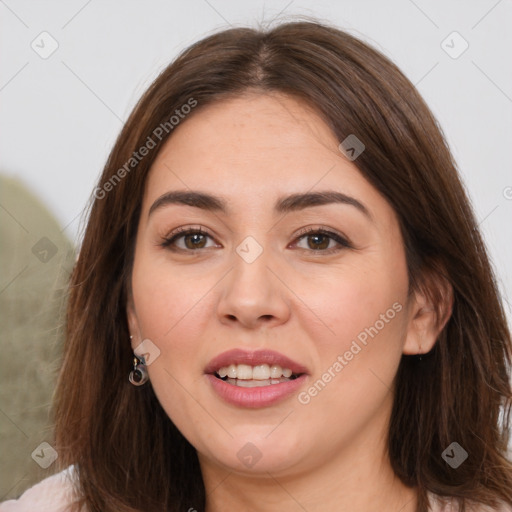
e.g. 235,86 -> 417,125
216,363 -> 296,380
225,377 -> 292,387
227,364 -> 237,378
270,365 -> 282,378
253,364 -> 270,379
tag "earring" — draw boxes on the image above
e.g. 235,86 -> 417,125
129,354 -> 148,386
418,344 -> 423,361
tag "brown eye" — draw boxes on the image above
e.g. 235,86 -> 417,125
293,227 -> 352,254
182,232 -> 208,249
304,233 -> 331,250
161,227 -> 215,251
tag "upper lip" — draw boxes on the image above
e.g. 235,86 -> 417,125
204,349 -> 309,376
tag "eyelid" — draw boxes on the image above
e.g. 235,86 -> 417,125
159,225 -> 215,249
291,226 -> 352,253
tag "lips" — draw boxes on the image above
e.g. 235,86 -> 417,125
204,349 -> 309,376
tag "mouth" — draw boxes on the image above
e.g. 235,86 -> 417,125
204,349 -> 309,389
214,363 -> 303,387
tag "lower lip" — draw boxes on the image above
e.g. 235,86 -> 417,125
205,374 -> 307,408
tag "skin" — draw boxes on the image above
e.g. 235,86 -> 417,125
127,92 -> 450,512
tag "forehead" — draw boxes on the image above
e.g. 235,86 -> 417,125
142,93 -> 387,220
155,93 -> 340,170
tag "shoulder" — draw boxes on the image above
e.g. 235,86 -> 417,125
0,465 -> 83,512
428,492 -> 512,512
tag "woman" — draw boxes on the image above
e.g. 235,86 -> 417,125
1,19 -> 511,512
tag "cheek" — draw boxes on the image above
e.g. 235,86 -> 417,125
130,256 -> 212,431
130,250 -> 219,399
131,248 -> 209,342
295,266 -> 408,437
295,252 -> 410,419
302,259 -> 407,356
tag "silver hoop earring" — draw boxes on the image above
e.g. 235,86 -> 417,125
129,355 -> 148,386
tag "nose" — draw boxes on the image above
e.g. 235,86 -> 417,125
216,241 -> 291,330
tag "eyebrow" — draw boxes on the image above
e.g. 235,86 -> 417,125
148,190 -> 372,220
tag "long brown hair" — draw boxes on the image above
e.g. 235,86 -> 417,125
52,19 -> 512,512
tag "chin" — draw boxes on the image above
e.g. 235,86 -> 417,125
199,432 -> 305,474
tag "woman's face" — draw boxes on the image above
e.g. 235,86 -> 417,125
127,92 -> 420,477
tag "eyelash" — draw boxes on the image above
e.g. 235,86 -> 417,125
159,225 -> 352,255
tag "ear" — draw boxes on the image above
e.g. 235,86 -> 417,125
403,270 -> 454,355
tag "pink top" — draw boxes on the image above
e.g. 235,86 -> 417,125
1,466 -> 511,511
0,466 -> 81,512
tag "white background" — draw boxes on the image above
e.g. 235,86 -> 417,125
1,0 -> 511,321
